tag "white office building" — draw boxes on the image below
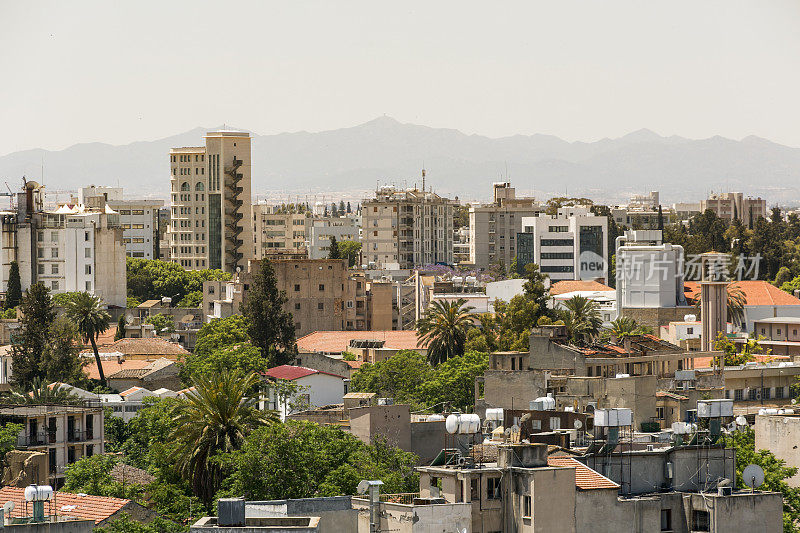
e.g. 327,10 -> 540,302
517,207 -> 608,282
306,216 -> 360,259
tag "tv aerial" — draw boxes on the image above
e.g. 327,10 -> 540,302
742,464 -> 765,492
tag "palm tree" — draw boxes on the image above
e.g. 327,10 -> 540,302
65,292 -> 110,386
9,377 -> 83,405
169,369 -> 276,505
608,317 -> 643,339
560,295 -> 602,344
416,299 -> 475,365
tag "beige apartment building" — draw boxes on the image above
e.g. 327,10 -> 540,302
700,192 -> 766,227
469,182 -> 544,271
251,204 -> 308,259
168,130 -> 253,272
361,184 -> 454,269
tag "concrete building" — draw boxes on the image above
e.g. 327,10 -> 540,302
305,216 -> 359,260
701,192 -> 766,227
751,317 -> 800,356
517,206 -> 608,281
261,365 -> 347,420
468,182 -> 544,271
252,204 -> 308,259
77,186 -> 163,259
756,413 -> 800,486
0,404 -> 104,486
168,130 -> 254,272
16,188 -> 127,307
361,183 -> 454,269
245,497 -> 357,533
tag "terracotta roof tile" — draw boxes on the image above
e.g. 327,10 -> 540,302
684,280 -> 800,307
0,487 -> 130,524
262,365 -> 345,381
81,337 -> 188,358
296,330 -> 424,353
692,353 -> 789,369
550,280 -> 613,296
83,359 -> 152,381
547,456 -> 619,490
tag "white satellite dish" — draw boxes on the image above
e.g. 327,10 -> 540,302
735,416 -> 748,426
743,464 -> 765,489
125,313 -> 134,325
3,500 -> 14,514
574,419 -> 583,429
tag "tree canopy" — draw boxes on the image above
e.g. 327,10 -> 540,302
126,257 -> 230,306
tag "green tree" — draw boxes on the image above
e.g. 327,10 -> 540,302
338,240 -> 362,267
713,332 -> 766,366
416,299 -> 475,365
522,263 -> 550,310
146,313 -> 175,334
180,344 -> 269,384
218,421 -> 418,501
775,266 -> 794,287
350,350 -> 433,406
52,292 -> 83,307
10,377 -> 83,405
0,423 -> 23,461
65,292 -> 111,387
94,514 -> 185,533
42,316 -> 87,386
338,200 -> 346,213
63,454 -> 139,499
559,295 -> 602,344
11,283 -> 56,388
193,315 -> 251,357
328,236 -> 340,259
5,261 -> 21,309
420,351 -> 488,411
177,291 -> 202,308
115,314 -> 126,341
240,260 -> 297,367
169,369 -> 276,504
607,317 -> 646,339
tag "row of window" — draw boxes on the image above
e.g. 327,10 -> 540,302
117,210 -> 146,216
177,259 -> 207,268
173,154 -> 205,162
122,238 -> 147,244
731,387 -> 786,401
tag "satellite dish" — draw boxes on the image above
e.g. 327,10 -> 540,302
125,313 -> 134,325
743,464 -> 765,489
736,416 -> 748,426
574,419 -> 583,430
4,500 -> 14,514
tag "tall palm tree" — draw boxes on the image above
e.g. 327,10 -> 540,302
169,369 -> 276,505
65,292 -> 110,386
560,295 -> 602,344
9,377 -> 82,405
416,298 -> 475,365
607,316 -> 643,339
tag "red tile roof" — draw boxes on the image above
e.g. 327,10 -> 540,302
683,281 -> 800,307
550,280 -> 613,296
547,456 -> 619,490
296,330 -> 424,353
0,487 -> 130,524
262,365 -> 345,381
83,359 -> 153,381
81,337 -> 188,359
692,353 -> 789,369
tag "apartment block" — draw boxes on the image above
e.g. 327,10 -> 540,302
77,186 -> 163,259
517,206 -> 608,281
469,182 -> 544,270
0,404 -> 105,486
168,130 -> 254,272
701,192 -> 766,227
252,204 -> 308,259
361,184 -> 454,269
306,216 -> 360,260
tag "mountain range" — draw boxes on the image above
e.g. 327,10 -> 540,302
2,116 -> 799,205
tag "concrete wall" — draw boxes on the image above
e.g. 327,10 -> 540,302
348,404 -> 411,451
620,306 -> 696,333
7,519 -> 94,533
410,420 -> 447,464
245,497 -> 357,533
687,491 -> 783,533
352,499 -> 472,533
575,489 -> 661,533
482,370 -> 547,409
756,414 -> 800,486
294,353 -> 352,380
528,336 -> 584,374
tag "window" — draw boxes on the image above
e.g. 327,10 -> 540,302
37,248 -> 44,258
37,232 -> 44,242
132,209 -> 144,215
549,416 -> 561,430
762,387 -> 771,400
51,248 -> 58,258
294,284 -> 300,292
486,477 -> 500,499
687,327 -> 694,334
660,509 -> 672,531
294,303 -> 301,310
776,387 -> 785,399
470,479 -> 479,501
319,284 -> 325,291
748,388 -> 758,401
51,265 -> 58,275
777,329 -> 782,336
522,495 -> 531,518
85,281 -> 92,291
84,248 -> 91,258
691,510 -> 709,531
85,265 -> 92,275
51,281 -> 58,290
734,389 -> 744,401
37,264 -> 44,275
50,232 -> 58,242
656,407 -> 665,420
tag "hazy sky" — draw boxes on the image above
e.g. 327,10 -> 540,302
2,0 -> 800,155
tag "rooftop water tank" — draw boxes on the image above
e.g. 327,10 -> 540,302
485,408 -> 504,422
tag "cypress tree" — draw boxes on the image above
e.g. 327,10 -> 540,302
5,261 -> 21,310
328,236 -> 340,259
11,283 -> 55,388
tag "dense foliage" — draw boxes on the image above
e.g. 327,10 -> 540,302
4,261 -> 21,309
416,299 -> 475,365
338,240 -> 362,267
126,258 -> 230,307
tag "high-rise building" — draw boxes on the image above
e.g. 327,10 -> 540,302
361,182 -> 454,269
77,186 -> 163,259
469,182 -> 544,270
305,215 -> 360,260
252,204 -> 308,259
700,192 -> 766,227
168,130 -> 253,272
517,206 -> 608,282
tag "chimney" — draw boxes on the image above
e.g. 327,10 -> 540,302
700,253 -> 728,353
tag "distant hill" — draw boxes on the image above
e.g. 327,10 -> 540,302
2,117 -> 799,204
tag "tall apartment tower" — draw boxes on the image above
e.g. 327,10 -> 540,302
168,130 -> 253,272
361,183 -> 454,269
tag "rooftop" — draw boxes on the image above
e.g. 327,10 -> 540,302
262,365 -> 345,381
547,456 -> 620,490
81,337 -> 189,358
0,487 -> 130,524
683,280 -> 800,307
550,280 -> 613,296
83,357 -> 176,381
296,330 -> 424,353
